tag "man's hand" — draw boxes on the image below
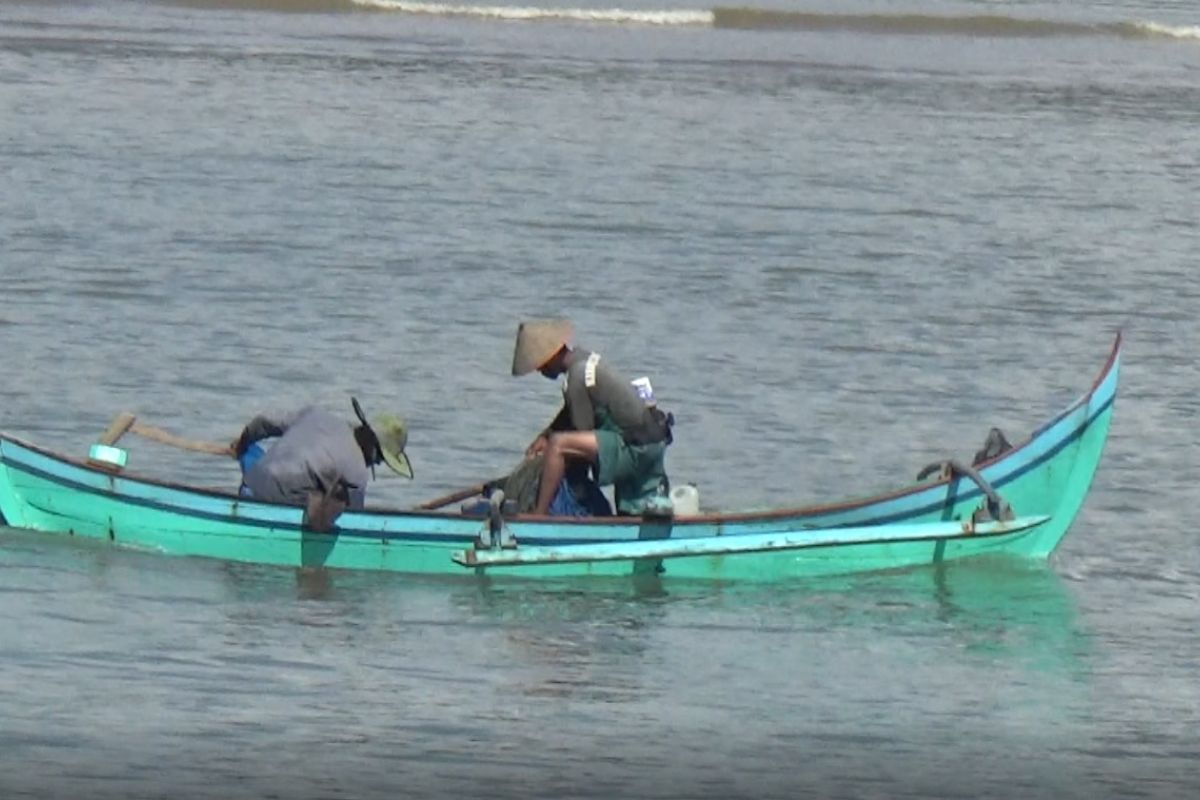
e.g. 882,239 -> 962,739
525,433 -> 549,459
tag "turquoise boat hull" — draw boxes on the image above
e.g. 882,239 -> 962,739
0,335 -> 1120,581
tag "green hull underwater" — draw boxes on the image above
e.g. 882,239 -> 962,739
0,335 -> 1120,581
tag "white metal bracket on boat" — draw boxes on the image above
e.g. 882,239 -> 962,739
451,515 -> 1051,569
474,488 -> 516,551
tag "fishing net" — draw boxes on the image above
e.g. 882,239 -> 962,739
500,455 -> 544,513
495,455 -> 612,516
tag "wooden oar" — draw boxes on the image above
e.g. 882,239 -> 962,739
415,478 -> 506,511
98,412 -> 235,457
97,412 -> 138,447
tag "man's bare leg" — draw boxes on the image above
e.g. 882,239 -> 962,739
533,431 -> 600,515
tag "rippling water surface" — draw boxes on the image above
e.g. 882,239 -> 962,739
2,0 -> 1198,796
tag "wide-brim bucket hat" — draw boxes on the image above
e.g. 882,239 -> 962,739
351,397 -> 413,479
511,319 -> 574,376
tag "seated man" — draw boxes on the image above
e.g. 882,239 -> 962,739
511,319 -> 673,516
232,397 -> 412,515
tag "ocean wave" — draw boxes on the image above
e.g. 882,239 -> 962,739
167,1 -> 1200,43
1119,21 -> 1200,40
353,0 -> 711,25
712,9 -> 1200,40
711,9 -> 1094,36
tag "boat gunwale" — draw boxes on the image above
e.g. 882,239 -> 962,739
0,333 -> 1121,529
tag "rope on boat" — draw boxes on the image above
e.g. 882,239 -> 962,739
916,458 -> 1014,522
916,427 -> 1016,523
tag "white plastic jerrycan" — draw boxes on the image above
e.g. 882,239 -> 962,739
669,483 -> 700,516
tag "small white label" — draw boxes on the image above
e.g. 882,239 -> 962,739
584,352 -> 601,388
631,376 -> 654,404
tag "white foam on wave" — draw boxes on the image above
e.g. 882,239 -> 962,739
1130,20 -> 1200,40
351,0 -> 713,26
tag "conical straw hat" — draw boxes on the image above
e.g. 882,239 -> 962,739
511,319 -> 574,376
351,397 -> 414,479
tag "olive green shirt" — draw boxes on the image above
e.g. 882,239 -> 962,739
548,349 -> 664,445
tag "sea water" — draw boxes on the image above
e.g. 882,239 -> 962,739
2,0 -> 1199,797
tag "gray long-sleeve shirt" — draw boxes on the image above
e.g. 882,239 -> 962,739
240,407 -> 369,508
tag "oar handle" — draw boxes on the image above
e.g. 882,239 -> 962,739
97,412 -> 137,446
129,422 -> 235,457
415,480 -> 502,511
98,412 -> 234,458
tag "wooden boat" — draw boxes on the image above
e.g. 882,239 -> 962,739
0,334 -> 1120,581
